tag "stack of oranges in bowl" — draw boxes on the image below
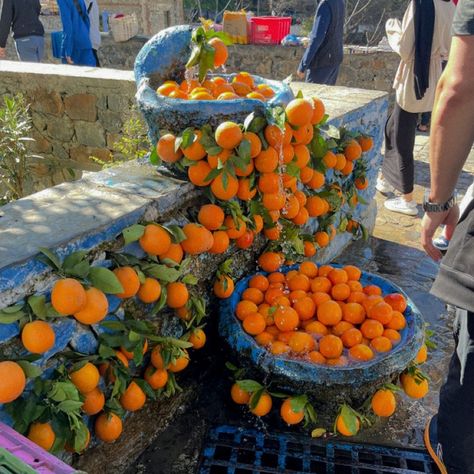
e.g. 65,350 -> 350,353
235,260 -> 409,367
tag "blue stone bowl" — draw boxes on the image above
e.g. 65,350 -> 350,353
219,265 -> 424,390
134,25 -> 294,144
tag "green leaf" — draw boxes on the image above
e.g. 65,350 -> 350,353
0,304 -> 25,314
204,166 -> 223,183
340,405 -> 358,435
222,170 -> 229,190
324,125 -> 341,140
37,247 -> 61,270
88,267 -> 124,294
199,43 -> 216,82
73,421 -> 90,453
123,224 -> 145,245
206,146 -> 223,155
311,428 -> 326,438
166,225 -> 187,244
142,263 -> 181,283
286,162 -> 301,178
186,44 -> 202,69
98,344 -> 117,359
100,320 -> 126,331
27,295 -> 47,319
310,134 -> 328,159
16,360 -> 42,378
134,379 -> 157,400
45,303 -> 60,318
290,395 -> 307,413
150,146 -> 161,166
244,113 -> 267,133
57,400 -> 84,413
237,139 -> 251,162
151,286 -> 167,315
63,251 -> 87,271
249,388 -> 264,410
0,307 -> 25,324
180,128 -> 196,149
236,379 -> 263,393
66,260 -> 90,279
296,90 -> 304,99
182,274 -> 198,285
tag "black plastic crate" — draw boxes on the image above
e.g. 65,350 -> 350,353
198,425 -> 437,474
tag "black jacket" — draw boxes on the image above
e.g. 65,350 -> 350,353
0,0 -> 44,48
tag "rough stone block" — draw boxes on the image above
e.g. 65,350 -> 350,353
52,143 -> 69,161
47,116 -> 75,142
0,323 -> 19,344
32,113 -> 48,132
75,121 -> 106,147
106,132 -> 121,150
64,94 -> 97,122
30,130 -> 52,153
32,89 -> 64,116
98,110 -> 123,133
107,94 -> 130,113
70,145 -> 111,166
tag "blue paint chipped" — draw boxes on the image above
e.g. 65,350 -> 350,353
0,323 -> 19,344
69,326 -> 99,355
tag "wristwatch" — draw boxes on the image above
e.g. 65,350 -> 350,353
422,191 -> 456,212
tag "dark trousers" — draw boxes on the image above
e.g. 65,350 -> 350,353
438,308 -> 474,474
92,49 -> 100,67
382,102 -> 418,194
306,65 -> 340,85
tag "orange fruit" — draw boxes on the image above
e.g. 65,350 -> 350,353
304,241 -> 316,257
82,387 -> 105,415
224,216 -> 247,239
331,283 -> 351,301
264,124 -> 286,148
289,331 -> 315,353
281,398 -> 305,425
334,153 -> 347,171
258,252 -> 282,272
113,267 -> 140,299
332,321 -> 354,337
166,282 -> 189,308
70,362 -> 100,394
258,173 -> 280,194
233,72 -> 255,88
168,89 -> 188,99
156,134 -> 183,163
323,151 -> 337,169
0,361 -> 26,403
157,83 -> 178,96
136,278 -> 162,304
310,97 -> 325,124
21,320 -> 55,354
243,312 -> 266,335
344,265 -> 362,281
306,196 -> 326,217
144,366 -> 169,389
348,281 -> 363,293
349,344 -> 374,361
362,295 -> 384,313
255,331 -> 275,346
288,274 -> 310,292
150,346 -> 167,370
235,301 -> 258,322
168,351 -> 190,373
27,422 -> 55,451
292,207 -> 309,226
198,204 -> 225,231
255,147 -> 279,173
182,130 -> 206,161
358,135 -> 374,152
271,341 -> 290,355
342,301 -> 366,325
311,292 -> 331,309
355,177 -> 368,190
232,81 -> 252,96
247,91 -> 266,101
318,265 -> 333,277
415,343 -> 428,364
209,37 -> 228,67
237,179 -> 256,201
384,293 -> 407,313
139,224 -> 172,256
292,122 -> 313,145
383,329 -> 401,345
307,170 -> 325,189
300,166 -> 314,184
264,287 -> 284,305
336,414 -> 360,436
311,276 -> 332,294
120,339 -> 148,360
51,278 -> 86,315
207,148 -> 231,168
294,297 -> 316,321
344,139 -> 362,161
215,121 -> 243,149
315,231 -> 330,248
341,328 -> 363,348
187,160 -> 212,186
285,99 -> 313,127
317,300 -> 342,326
370,336 -> 393,353
299,261 -> 318,278
214,275 -> 235,299
294,144 -> 310,168
282,194 -> 300,220
400,372 -> 429,399
387,311 -> 406,330
371,389 -> 396,417
319,334 -> 343,359
210,173 -> 239,200
341,160 -> 354,176
73,287 -> 108,325
95,412 -> 123,443
328,269 -> 348,285
242,287 -> 264,305
327,356 -> 348,366
274,306 -> 299,332
190,91 -> 214,100
188,328 -> 206,350
253,215 -> 264,234
217,92 -> 239,100
231,383 -> 251,404
368,302 -> 394,325
249,274 -> 269,292
181,223 -> 214,255
209,230 -> 230,254
250,392 -> 272,417
360,319 -> 384,340
308,351 -> 327,364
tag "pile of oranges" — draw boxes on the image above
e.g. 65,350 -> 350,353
157,71 -> 276,102
235,259 -> 410,367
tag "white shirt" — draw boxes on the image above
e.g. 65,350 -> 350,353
84,0 -> 101,50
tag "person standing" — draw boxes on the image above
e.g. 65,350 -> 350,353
420,1 -> 474,472
377,0 -> 455,216
57,0 -> 96,66
296,0 -> 345,85
0,0 -> 45,62
84,0 -> 101,66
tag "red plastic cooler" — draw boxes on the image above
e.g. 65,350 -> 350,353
250,17 -> 292,45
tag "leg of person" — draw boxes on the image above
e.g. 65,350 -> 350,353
14,36 -> 39,62
382,102 -> 419,215
35,36 -> 45,62
418,111 -> 431,131
306,66 -> 339,85
92,49 -> 100,67
426,308 -> 474,474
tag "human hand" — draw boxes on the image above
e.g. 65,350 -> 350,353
421,204 -> 459,261
66,56 -> 74,64
296,70 -> 305,79
0,48 -> 6,59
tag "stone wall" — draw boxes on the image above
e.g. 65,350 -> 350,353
0,61 -> 137,190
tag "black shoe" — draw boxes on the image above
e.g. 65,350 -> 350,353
424,415 -> 447,474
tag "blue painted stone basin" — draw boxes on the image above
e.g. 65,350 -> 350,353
134,25 -> 294,144
219,265 -> 424,397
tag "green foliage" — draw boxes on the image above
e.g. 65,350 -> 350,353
0,94 -> 42,204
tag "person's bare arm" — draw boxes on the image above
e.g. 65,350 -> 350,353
421,35 -> 474,260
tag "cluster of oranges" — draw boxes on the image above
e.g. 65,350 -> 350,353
235,260 -> 412,367
157,71 -> 276,102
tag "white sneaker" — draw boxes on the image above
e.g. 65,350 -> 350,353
384,197 -> 418,216
376,176 -> 394,194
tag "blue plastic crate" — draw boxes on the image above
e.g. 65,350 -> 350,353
199,425 -> 437,474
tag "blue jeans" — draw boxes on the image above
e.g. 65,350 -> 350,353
14,36 -> 44,62
306,65 -> 340,85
